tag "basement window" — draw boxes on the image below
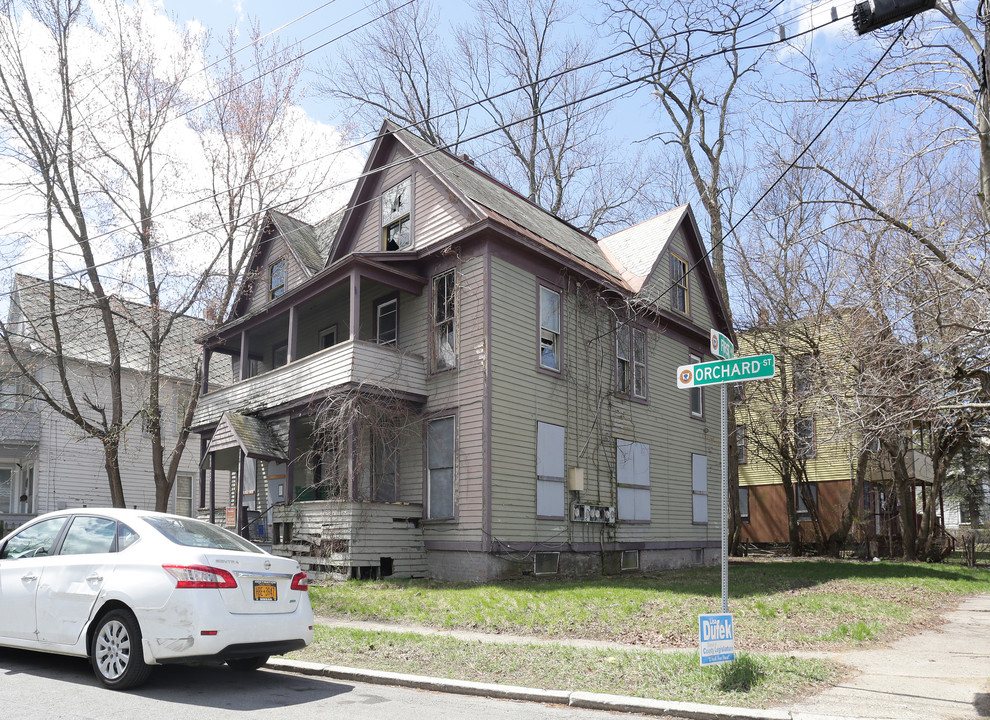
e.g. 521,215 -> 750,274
534,552 -> 559,575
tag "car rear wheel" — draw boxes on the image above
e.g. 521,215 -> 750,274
90,609 -> 151,690
226,655 -> 270,672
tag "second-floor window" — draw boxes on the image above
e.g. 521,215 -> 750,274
670,253 -> 689,314
793,353 -> 815,395
433,270 -> 456,372
539,286 -> 561,371
375,296 -> 398,346
795,417 -> 816,459
382,177 -> 411,251
690,353 -> 703,418
736,425 -> 748,464
269,258 -> 286,300
616,323 -> 647,399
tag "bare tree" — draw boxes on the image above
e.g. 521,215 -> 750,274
319,0 -> 652,235
608,0 -> 773,552
0,0 -> 322,511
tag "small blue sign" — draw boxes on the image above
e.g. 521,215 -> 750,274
699,613 -> 735,666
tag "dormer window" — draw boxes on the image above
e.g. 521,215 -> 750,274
382,177 -> 411,251
269,258 -> 286,300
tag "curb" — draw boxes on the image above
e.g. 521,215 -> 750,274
267,658 -> 889,720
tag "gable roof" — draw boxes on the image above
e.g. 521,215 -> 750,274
9,274 -> 211,380
205,411 -> 287,462
599,205 -> 688,293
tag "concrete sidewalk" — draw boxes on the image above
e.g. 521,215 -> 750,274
268,594 -> 990,720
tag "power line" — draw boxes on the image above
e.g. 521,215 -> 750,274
0,2 -> 850,303
0,0 -> 820,282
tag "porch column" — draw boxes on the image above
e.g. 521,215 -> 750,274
349,269 -> 361,341
209,451 -> 216,524
288,304 -> 299,363
201,348 -> 211,395
287,417 -> 296,502
236,450 -> 247,538
198,436 -> 207,510
239,330 -> 250,381
348,416 -> 359,499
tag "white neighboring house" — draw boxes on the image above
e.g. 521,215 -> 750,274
0,274 -> 221,533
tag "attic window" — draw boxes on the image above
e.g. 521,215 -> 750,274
382,178 -> 411,251
269,258 -> 286,300
670,253 -> 689,314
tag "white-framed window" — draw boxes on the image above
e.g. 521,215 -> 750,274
736,425 -> 747,465
175,387 -> 192,435
616,323 -> 647,399
0,378 -> 20,410
690,354 -> 704,418
617,439 -> 650,522
794,483 -> 818,521
795,417 -> 816,459
670,253 -> 689,314
692,453 -> 708,523
427,415 -> 455,519
739,486 -> 750,523
320,325 -> 338,349
0,467 -> 10,513
382,177 -> 412,251
433,270 -> 456,372
539,286 -> 561,371
536,422 -> 565,518
175,474 -> 193,517
375,296 -> 399,346
620,549 -> 640,571
269,258 -> 286,300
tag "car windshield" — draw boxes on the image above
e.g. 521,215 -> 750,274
142,516 -> 263,554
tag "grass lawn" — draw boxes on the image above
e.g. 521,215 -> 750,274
308,559 -> 990,651
288,559 -> 990,707
290,628 -> 841,708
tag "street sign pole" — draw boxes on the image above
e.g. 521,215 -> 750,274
721,382 -> 728,614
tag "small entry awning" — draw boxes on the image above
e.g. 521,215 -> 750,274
204,411 -> 288,471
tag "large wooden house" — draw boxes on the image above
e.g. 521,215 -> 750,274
191,121 -> 734,581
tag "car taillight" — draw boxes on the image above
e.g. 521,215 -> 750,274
290,571 -> 309,591
163,564 -> 237,589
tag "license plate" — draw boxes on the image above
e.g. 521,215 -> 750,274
253,580 -> 277,601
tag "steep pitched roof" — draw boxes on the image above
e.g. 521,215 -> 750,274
9,274 -> 209,380
390,124 -> 625,283
599,205 -> 688,293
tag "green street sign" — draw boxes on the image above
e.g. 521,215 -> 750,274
710,329 -> 734,360
677,354 -> 776,389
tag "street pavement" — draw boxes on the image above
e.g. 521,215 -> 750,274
272,594 -> 990,720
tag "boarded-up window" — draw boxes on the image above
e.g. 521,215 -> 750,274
427,416 -> 455,519
536,422 -> 565,517
617,439 -> 650,522
690,354 -> 703,418
692,454 -> 708,523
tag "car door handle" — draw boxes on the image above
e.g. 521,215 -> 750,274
21,573 -> 38,582
87,574 -> 104,583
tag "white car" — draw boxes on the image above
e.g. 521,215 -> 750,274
0,508 -> 314,689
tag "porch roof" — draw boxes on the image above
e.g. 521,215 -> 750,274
205,411 -> 288,464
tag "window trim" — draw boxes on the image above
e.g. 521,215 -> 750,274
174,474 -> 194,517
373,294 -> 400,347
689,353 -> 704,419
616,439 -> 651,523
795,416 -> 816,459
319,325 -> 338,349
381,177 -> 413,251
268,257 -> 287,301
536,421 -> 566,520
431,269 -> 457,373
538,284 -> 562,374
615,322 -> 648,401
670,252 -> 690,315
736,425 -> 747,465
739,486 -> 750,524
692,453 -> 708,524
425,413 -> 456,521
794,482 -> 818,521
